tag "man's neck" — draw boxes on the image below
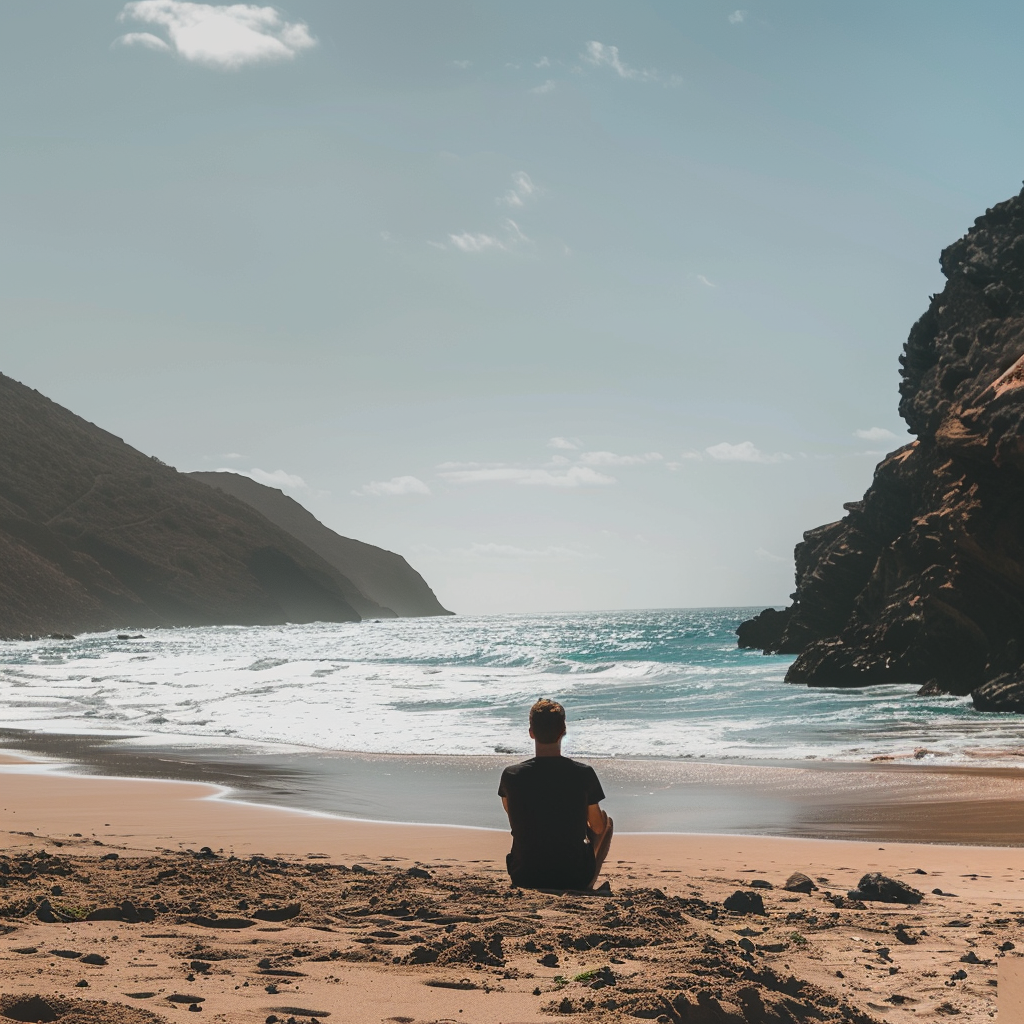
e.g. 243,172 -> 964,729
534,740 -> 562,758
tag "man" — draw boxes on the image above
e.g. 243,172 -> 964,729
498,698 -> 613,891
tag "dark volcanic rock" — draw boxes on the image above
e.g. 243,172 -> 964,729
738,187 -> 1024,706
0,374 -> 381,634
848,873 -> 923,905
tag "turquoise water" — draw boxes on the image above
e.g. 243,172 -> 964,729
0,608 -> 1021,763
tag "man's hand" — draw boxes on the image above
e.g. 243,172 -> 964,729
587,803 -> 608,838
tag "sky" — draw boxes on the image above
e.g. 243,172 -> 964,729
3,2 -> 1024,615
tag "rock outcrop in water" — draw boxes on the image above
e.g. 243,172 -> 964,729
738,186 -> 1024,712
0,373 -> 447,636
188,471 -> 451,618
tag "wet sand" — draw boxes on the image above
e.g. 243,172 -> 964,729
5,728 -> 1024,844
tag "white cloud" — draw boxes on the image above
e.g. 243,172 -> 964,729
354,475 -> 431,497
458,542 -> 586,559
535,57 -> 551,68
547,436 -> 580,450
705,441 -> 792,464
450,59 -> 472,69
582,41 -> 677,84
696,274 -> 716,288
447,219 -> 528,253
729,10 -> 747,24
218,467 -> 306,489
221,452 -> 243,460
439,465 -> 615,488
530,79 -> 556,94
499,172 -> 539,208
448,232 -> 505,253
854,427 -> 899,441
114,31 -> 171,51
578,450 -> 663,467
584,41 -> 643,79
755,547 -> 785,562
116,1 -> 315,70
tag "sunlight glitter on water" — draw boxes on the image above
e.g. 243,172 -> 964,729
1,609 -> 1022,764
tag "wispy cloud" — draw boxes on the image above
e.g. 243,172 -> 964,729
448,232 -> 505,254
115,1 -> 315,70
220,467 -> 306,489
547,436 -> 580,450
582,41 -> 678,85
446,219 -> 529,254
755,547 -> 785,562
439,465 -> 615,488
530,79 -> 556,94
499,172 -> 539,208
353,475 -> 431,497
696,274 -> 716,288
705,441 -> 792,464
854,427 -> 899,441
450,59 -> 472,69
578,450 -> 663,467
117,31 -> 171,52
729,10 -> 748,25
583,41 -> 644,79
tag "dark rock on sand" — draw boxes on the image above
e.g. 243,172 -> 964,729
783,872 -> 818,894
848,873 -> 924,905
736,186 -> 1024,706
723,890 -> 767,915
252,903 -> 301,922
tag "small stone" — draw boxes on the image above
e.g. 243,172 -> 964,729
723,890 -> 766,915
848,873 -> 923,905
782,872 -> 817,894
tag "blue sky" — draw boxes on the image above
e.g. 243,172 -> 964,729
3,1 -> 1023,613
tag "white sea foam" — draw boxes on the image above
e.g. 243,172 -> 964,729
1,611 -> 1022,764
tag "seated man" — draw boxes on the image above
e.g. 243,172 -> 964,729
498,698 -> 612,891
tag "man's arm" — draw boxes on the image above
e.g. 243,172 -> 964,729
501,795 -> 511,825
587,802 -> 609,837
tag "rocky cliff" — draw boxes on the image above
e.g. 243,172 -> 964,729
738,186 -> 1024,712
188,472 -> 452,618
0,374 -> 375,635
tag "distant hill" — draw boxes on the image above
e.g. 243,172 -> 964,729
189,472 -> 452,618
0,373 -> 396,635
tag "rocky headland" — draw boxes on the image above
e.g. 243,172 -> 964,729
188,472 -> 450,618
0,374 -> 448,636
738,186 -> 1024,713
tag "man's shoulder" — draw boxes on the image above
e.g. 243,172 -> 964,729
501,757 -> 538,777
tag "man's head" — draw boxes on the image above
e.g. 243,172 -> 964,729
529,698 -> 566,744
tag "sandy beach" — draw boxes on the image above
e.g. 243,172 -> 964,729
1,751 -> 1023,1023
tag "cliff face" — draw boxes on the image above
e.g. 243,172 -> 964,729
0,374 -> 368,635
738,187 -> 1024,711
188,472 -> 452,618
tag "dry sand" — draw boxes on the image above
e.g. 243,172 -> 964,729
1,753 -> 1023,1023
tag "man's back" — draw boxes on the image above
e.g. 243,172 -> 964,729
498,755 -> 605,890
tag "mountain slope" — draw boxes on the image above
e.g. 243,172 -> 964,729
0,374 -> 368,635
188,472 -> 452,618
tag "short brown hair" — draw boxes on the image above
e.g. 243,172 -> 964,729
529,698 -> 566,743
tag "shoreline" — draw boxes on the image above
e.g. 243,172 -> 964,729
5,728 -> 1024,846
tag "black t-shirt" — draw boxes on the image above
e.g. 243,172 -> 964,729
498,756 -> 605,888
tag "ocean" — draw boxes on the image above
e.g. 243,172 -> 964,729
1,608 -> 1022,766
